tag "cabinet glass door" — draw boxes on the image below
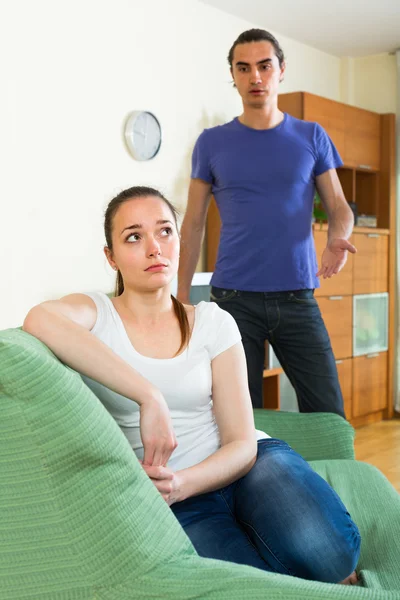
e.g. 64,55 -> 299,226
353,293 -> 388,356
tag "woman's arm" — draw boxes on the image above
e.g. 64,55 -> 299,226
144,341 -> 257,504
23,295 -> 177,466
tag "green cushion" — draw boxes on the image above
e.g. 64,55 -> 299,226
97,563 -> 400,600
310,459 -> 400,593
254,408 -> 355,461
1,327 -> 400,600
0,328 -> 195,599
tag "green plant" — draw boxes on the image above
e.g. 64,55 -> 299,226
313,192 -> 327,227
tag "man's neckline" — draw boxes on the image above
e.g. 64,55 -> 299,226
234,112 -> 287,132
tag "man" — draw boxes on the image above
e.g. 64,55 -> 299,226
177,29 -> 356,416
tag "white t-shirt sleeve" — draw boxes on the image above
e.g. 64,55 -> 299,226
206,303 -> 242,360
82,291 -> 112,335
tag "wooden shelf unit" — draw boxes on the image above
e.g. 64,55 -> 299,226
206,92 -> 396,426
278,92 -> 382,171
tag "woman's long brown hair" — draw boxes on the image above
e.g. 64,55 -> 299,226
104,186 -> 190,355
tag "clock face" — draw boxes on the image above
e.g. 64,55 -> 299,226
124,111 -> 161,161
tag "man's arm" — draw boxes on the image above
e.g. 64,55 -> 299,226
315,169 -> 357,279
177,178 -> 212,302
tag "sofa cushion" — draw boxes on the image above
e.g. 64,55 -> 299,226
254,408 -> 355,461
1,328 -> 399,600
0,328 -> 195,599
310,459 -> 400,592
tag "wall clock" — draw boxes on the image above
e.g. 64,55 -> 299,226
124,111 -> 162,161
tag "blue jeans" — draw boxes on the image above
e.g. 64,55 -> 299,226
211,287 -> 345,416
172,439 -> 361,583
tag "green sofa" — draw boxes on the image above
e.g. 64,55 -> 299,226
1,327 -> 400,600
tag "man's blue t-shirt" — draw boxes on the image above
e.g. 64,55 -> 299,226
191,113 -> 343,292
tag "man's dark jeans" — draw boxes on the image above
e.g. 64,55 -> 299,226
211,287 -> 345,417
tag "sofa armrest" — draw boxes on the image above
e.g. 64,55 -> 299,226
253,409 -> 355,461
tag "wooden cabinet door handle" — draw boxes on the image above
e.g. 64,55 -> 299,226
358,164 -> 372,170
328,296 -> 343,300
366,353 -> 380,359
367,233 -> 380,238
335,360 -> 343,365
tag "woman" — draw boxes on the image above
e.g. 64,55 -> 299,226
23,186 -> 360,584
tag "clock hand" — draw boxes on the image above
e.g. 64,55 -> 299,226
144,120 -> 148,143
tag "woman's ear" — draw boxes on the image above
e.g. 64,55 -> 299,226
104,246 -> 118,271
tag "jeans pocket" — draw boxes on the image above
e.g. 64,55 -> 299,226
290,290 -> 317,305
210,287 -> 238,303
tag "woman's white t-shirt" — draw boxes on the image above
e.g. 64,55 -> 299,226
81,292 -> 269,471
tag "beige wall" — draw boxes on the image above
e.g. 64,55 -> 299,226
2,0 -> 345,329
341,54 -> 397,113
6,2 -> 397,329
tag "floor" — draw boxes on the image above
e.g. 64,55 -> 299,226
354,419 -> 400,492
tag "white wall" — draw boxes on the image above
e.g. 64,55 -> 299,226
2,0 -> 342,329
354,54 -> 397,113
340,54 -> 397,113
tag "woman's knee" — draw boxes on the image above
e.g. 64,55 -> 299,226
300,519 -> 361,583
240,440 -> 306,491
237,440 -> 362,583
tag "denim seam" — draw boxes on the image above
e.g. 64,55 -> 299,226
266,299 -> 300,395
265,299 -> 281,335
290,295 -> 318,305
219,490 -> 270,567
269,341 -> 304,406
269,303 -> 341,413
237,519 -> 294,576
267,302 -> 311,406
210,289 -> 238,303
219,489 -> 236,520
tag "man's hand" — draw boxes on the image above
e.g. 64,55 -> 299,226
141,463 -> 183,506
317,237 -> 357,279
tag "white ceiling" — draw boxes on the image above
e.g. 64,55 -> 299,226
199,0 -> 400,57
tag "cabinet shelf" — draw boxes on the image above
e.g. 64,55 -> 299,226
263,368 -> 283,378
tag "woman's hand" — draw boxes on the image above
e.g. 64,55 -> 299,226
140,393 -> 178,467
141,463 -> 183,506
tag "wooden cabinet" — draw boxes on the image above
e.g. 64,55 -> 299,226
206,197 -> 221,272
355,170 -> 379,220
317,296 -> 352,359
337,168 -> 355,203
314,229 -> 353,297
262,374 -> 280,410
353,232 -> 389,294
278,92 -> 381,170
343,106 -> 381,171
352,353 -> 388,417
336,359 -> 353,419
302,93 -> 346,158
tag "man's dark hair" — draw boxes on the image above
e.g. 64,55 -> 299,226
228,29 -> 285,68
